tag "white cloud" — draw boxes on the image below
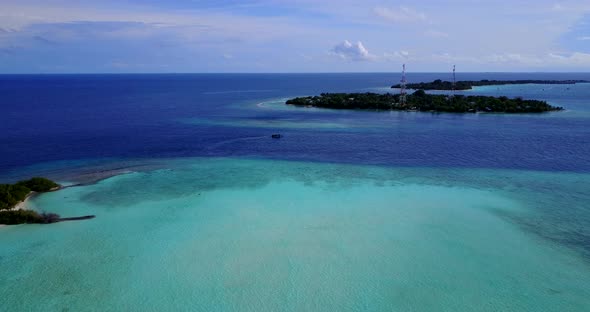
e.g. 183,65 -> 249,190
331,40 -> 375,61
424,30 -> 449,38
548,52 -> 590,64
483,52 -> 590,66
0,2 -> 315,42
552,3 -> 564,11
428,51 -> 590,67
1,0 -> 590,72
384,50 -> 410,60
109,60 -> 169,70
373,6 -> 427,23
429,53 -> 480,64
299,53 -> 313,61
484,53 -> 543,65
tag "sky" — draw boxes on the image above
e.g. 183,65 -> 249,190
0,0 -> 589,73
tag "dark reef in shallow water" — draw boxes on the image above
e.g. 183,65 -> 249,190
0,210 -> 95,225
286,91 -> 563,113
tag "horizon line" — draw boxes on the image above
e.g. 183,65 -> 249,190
1,71 -> 590,75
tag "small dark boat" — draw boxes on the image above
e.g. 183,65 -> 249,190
271,134 -> 282,139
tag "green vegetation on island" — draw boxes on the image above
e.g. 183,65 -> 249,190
0,177 -> 59,210
0,177 -> 61,225
18,177 -> 60,192
286,90 -> 563,113
0,184 -> 30,211
392,79 -> 588,91
1,177 -> 95,225
0,210 -> 61,225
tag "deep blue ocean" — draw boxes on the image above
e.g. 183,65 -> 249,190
1,73 -> 590,311
1,73 -> 589,176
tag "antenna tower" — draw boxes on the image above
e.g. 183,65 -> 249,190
452,65 -> 456,97
400,64 -> 407,106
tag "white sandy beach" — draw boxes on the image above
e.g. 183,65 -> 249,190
10,192 -> 34,211
0,192 -> 35,226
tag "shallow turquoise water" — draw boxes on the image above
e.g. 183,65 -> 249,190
1,158 -> 589,311
1,73 -> 590,311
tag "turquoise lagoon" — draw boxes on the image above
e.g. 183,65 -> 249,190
1,158 -> 589,311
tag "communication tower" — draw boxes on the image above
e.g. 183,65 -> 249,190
400,64 -> 407,106
452,65 -> 456,97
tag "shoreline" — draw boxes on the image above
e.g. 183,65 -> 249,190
9,186 -> 60,212
10,191 -> 36,211
0,162 -> 166,188
1,186 -> 62,226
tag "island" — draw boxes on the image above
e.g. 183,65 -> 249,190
392,79 -> 588,91
0,177 -> 94,225
285,90 -> 563,113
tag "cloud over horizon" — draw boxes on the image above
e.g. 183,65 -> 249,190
331,40 -> 375,61
0,0 -> 589,73
373,6 -> 427,23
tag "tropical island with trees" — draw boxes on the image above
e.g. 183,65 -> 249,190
391,79 -> 588,91
0,177 -> 94,225
285,90 -> 562,113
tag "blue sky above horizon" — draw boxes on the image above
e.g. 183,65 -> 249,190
0,0 -> 589,73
